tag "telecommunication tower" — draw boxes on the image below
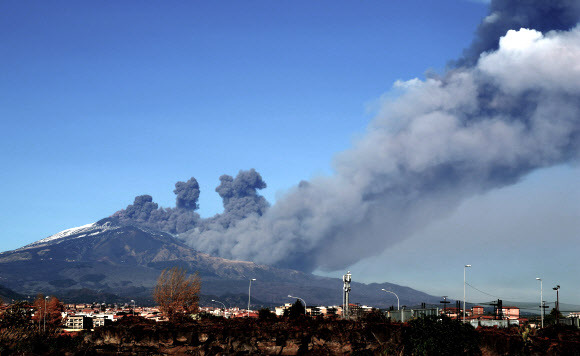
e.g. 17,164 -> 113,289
343,271 -> 351,319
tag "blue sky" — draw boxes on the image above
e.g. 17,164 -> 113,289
1,1 -> 578,304
1,0 -> 487,241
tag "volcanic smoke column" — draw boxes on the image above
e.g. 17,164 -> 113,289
181,0 -> 580,272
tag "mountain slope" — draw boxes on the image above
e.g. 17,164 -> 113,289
0,218 -> 441,307
0,284 -> 24,303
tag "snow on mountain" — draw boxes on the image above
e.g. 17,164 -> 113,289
0,218 -> 442,307
18,221 -> 116,250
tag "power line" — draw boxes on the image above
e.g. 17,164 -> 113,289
464,283 -> 560,313
465,282 -> 538,302
465,282 -> 502,299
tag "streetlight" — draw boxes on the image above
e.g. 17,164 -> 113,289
553,285 -> 560,324
212,299 -> 227,317
44,296 -> 49,332
131,300 -> 135,317
536,278 -> 543,328
381,289 -> 401,322
464,264 -> 471,323
248,278 -> 256,317
288,295 -> 307,315
380,289 -> 400,310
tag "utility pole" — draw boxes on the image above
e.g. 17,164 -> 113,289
541,301 -> 548,324
536,277 -> 543,328
440,296 -> 450,316
553,285 -> 560,324
490,300 -> 498,320
489,300 -> 503,320
464,264 -> 471,322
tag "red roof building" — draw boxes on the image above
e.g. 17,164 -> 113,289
473,306 -> 485,315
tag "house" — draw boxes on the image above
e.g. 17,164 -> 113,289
472,306 -> 485,316
275,303 -> 292,316
441,307 -> 463,319
93,316 -> 112,327
65,316 -> 93,330
306,306 -> 323,317
502,306 -> 520,320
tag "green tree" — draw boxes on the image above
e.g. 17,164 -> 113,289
361,309 -> 389,323
258,308 -> 277,321
544,307 -> 564,325
283,299 -> 306,319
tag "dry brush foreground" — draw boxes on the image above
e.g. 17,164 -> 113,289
2,314 -> 580,355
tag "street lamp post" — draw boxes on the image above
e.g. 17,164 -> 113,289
380,289 -> 399,310
288,295 -> 307,315
464,264 -> 471,322
381,289 -> 401,322
248,278 -> 256,317
212,299 -> 227,317
43,296 -> 49,332
553,285 -> 560,324
536,278 -> 543,328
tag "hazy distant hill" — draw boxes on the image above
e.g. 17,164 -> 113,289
0,218 -> 441,307
0,284 -> 23,303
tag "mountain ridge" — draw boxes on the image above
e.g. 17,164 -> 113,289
0,219 -> 442,307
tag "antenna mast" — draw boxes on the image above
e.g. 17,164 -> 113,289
343,271 -> 351,319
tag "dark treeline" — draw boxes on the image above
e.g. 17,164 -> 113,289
2,308 -> 580,355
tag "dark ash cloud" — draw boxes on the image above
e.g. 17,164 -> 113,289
174,178 -> 200,210
113,179 -> 201,234
111,0 -> 580,273
214,169 -> 269,224
112,170 -> 269,234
